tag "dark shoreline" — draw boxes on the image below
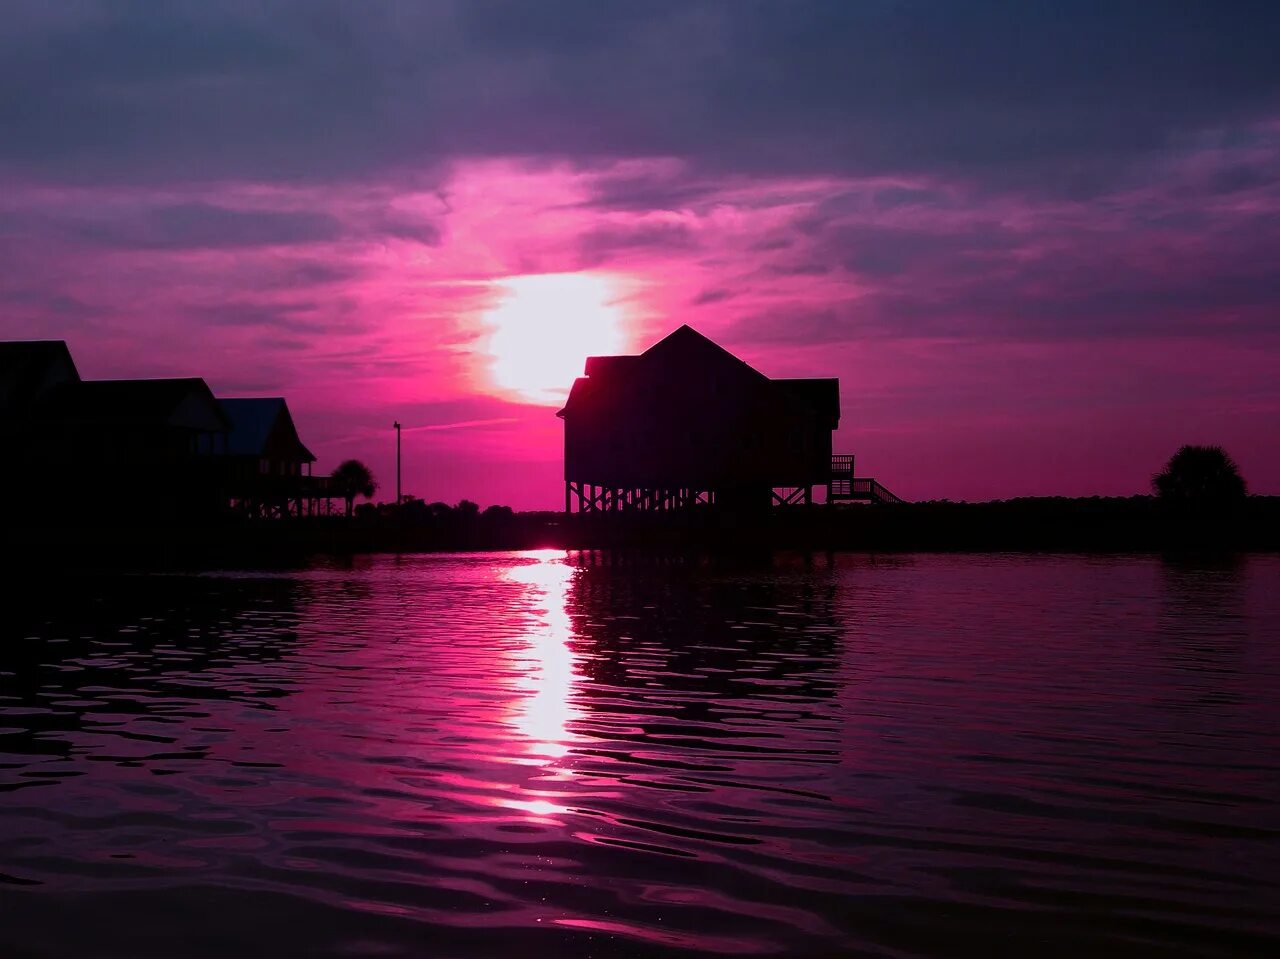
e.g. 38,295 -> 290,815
8,495 -> 1279,571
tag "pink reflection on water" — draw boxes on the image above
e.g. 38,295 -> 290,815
554,917 -> 771,954
502,550 -> 581,764
499,796 -> 573,819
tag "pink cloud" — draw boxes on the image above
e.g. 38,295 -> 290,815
4,138 -> 1280,507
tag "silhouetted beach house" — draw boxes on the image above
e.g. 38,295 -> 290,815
0,340 -> 85,511
218,397 -> 332,517
40,377 -> 230,461
0,339 -> 332,521
0,340 -> 80,416
557,325 -> 900,513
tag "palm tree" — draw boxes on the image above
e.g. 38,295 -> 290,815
1152,445 -> 1246,506
332,459 -> 378,517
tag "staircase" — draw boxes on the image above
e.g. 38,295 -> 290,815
828,455 -> 905,504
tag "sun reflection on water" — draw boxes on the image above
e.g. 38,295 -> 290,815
502,550 -> 580,764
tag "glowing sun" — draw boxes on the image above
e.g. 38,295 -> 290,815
485,273 -> 627,403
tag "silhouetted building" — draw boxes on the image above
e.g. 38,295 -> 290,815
219,398 -> 315,477
558,325 -> 898,513
218,397 -> 330,517
0,339 -> 334,523
0,340 -> 80,417
32,377 -> 231,519
1,341 -> 84,495
38,377 -> 230,459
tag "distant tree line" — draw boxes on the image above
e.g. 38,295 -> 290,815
355,497 -> 517,526
327,444 -> 1252,521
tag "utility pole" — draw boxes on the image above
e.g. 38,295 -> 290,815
393,420 -> 402,504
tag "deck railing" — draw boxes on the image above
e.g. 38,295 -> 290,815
850,477 -> 904,504
829,454 -> 904,504
223,473 -> 334,498
298,474 -> 332,495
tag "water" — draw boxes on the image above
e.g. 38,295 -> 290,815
2,552 -> 1278,958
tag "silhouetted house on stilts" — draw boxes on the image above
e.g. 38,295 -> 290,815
557,325 -> 901,513
217,397 -> 331,517
1,339 -> 335,523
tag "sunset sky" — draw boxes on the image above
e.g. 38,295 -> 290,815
3,2 -> 1279,507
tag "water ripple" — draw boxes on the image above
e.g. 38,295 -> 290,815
2,551 -> 1278,957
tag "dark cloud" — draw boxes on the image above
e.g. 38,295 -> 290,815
576,220 -> 695,266
730,309 -> 865,347
190,295 -> 374,336
252,335 -> 312,353
573,171 -> 723,212
0,288 -> 97,327
957,239 -> 1274,341
691,287 -> 733,306
763,260 -> 835,278
1,197 -> 438,258
931,240 -> 1280,340
73,202 -> 345,249
376,212 -> 441,245
730,172 -> 1280,347
829,224 -> 1018,278
2,1 -> 1277,194
1200,163 -> 1276,197
257,260 -> 363,289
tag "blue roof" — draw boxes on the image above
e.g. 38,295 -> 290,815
218,397 -> 315,461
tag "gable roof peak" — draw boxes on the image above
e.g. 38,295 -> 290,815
643,324 -> 766,379
650,323 -> 708,345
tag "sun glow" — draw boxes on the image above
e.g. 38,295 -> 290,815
485,273 -> 627,403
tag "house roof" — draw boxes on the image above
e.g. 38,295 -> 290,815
558,324 -> 839,426
219,398 -> 283,455
218,397 -> 315,462
641,324 -> 769,381
38,377 -> 231,431
583,355 -> 640,378
0,340 -> 80,413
